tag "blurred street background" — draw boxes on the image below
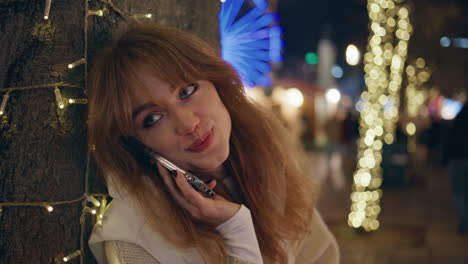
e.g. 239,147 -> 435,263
268,0 -> 468,262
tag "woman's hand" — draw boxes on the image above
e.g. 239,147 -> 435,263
156,163 -> 241,227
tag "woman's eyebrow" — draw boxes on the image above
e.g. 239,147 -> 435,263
132,102 -> 159,119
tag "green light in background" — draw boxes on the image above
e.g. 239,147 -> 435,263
305,52 -> 319,65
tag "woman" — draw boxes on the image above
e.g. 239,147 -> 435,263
88,22 -> 339,264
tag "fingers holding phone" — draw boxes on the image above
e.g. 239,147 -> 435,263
156,162 -> 241,227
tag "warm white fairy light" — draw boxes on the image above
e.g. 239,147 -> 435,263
83,206 -> 97,215
96,197 -> 107,226
54,87 -> 64,109
68,58 -> 86,69
68,98 -> 88,104
63,250 -> 81,262
44,0 -> 52,19
0,93 -> 10,116
43,204 -> 54,212
405,59 -> 431,119
86,9 -> 104,17
84,194 -> 100,207
132,13 -> 153,19
404,58 -> 431,152
383,5 -> 412,139
349,0 -> 413,231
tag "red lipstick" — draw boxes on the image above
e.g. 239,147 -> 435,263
187,129 -> 213,153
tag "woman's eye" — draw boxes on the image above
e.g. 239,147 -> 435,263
179,83 -> 198,99
143,113 -> 163,128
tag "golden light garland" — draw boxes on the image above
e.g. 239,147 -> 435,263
1,0 -> 155,262
0,82 -> 85,116
404,58 -> 431,152
348,0 -> 413,231
0,193 -> 108,263
405,58 -> 431,120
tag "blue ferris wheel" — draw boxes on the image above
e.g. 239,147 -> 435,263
219,0 -> 283,87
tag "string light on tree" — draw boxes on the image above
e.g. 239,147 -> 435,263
83,207 -> 97,215
0,92 -> 10,116
43,204 -> 54,212
68,58 -> 86,69
405,58 -> 431,119
54,86 -> 65,110
348,0 -> 413,231
0,0 -> 144,261
84,194 -> 101,207
132,13 -> 153,20
63,250 -> 81,262
44,0 -> 52,20
87,9 -> 105,17
96,197 -> 108,226
68,98 -> 88,104
404,58 -> 431,152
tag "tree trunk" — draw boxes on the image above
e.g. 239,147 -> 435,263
0,1 -> 219,263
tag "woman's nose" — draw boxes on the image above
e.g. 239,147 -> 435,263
173,107 -> 200,135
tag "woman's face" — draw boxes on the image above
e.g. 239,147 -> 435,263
131,66 -> 232,175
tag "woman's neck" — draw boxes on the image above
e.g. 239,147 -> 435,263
192,163 -> 228,181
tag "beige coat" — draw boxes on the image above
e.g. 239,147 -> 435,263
88,175 -> 340,264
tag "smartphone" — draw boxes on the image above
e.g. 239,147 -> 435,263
121,137 -> 217,199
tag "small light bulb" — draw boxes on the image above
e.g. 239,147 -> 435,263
63,250 -> 81,262
68,58 -> 85,69
84,206 -> 97,215
44,205 -> 53,212
87,9 -> 104,17
146,13 -> 152,18
85,194 -> 101,207
54,87 -> 64,110
0,93 -> 10,116
44,0 -> 52,20
67,98 -> 88,104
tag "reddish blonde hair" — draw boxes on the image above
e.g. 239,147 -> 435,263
88,22 -> 318,263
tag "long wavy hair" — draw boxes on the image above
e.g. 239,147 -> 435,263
88,22 -> 318,263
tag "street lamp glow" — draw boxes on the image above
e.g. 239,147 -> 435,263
331,65 -> 344,78
440,36 -> 451,47
346,44 -> 360,66
286,88 -> 304,107
325,88 -> 341,103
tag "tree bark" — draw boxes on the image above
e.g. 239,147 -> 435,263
0,0 -> 219,263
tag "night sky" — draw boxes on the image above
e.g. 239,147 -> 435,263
278,0 -> 368,68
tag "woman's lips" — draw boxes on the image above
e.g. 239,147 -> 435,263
187,129 -> 214,153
